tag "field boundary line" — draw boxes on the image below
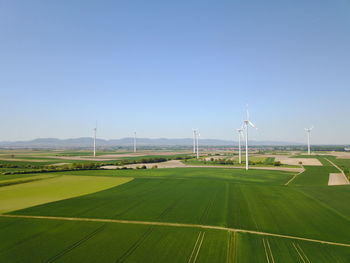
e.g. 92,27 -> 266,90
285,168 -> 305,185
324,158 -> 350,184
2,214 -> 350,248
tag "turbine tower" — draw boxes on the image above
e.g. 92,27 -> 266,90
196,130 -> 200,159
133,131 -> 137,153
236,126 -> 244,164
93,126 -> 97,157
305,127 -> 313,155
242,106 -> 257,170
192,129 -> 196,154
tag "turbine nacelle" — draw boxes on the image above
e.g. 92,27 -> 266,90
305,127 -> 313,133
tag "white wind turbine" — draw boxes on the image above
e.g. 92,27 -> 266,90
236,126 -> 244,164
192,129 -> 197,154
242,107 -> 257,170
192,129 -> 200,158
305,127 -> 313,155
196,130 -> 200,159
93,125 -> 97,157
133,131 -> 137,153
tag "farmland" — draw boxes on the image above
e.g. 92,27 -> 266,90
0,175 -> 131,213
0,151 -> 349,262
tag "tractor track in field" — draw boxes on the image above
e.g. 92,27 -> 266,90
45,224 -> 106,263
1,214 -> 350,248
115,226 -> 155,263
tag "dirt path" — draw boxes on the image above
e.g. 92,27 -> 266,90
1,214 -> 349,248
284,169 -> 305,186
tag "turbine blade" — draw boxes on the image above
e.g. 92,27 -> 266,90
248,121 -> 256,128
246,104 -> 250,120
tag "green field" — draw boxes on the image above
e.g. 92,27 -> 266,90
1,217 -> 348,263
0,154 -> 349,262
289,155 -> 346,185
0,175 -> 132,213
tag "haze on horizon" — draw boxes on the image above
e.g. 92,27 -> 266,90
1,0 -> 350,144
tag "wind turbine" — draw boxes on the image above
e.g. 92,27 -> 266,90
93,125 -> 97,157
192,129 -> 197,154
305,127 -> 313,155
242,107 -> 257,170
133,131 -> 137,153
236,126 -> 244,164
196,130 -> 200,159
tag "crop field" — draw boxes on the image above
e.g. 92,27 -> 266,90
0,153 -> 349,262
0,217 -> 348,263
290,164 -> 338,186
0,175 -> 131,213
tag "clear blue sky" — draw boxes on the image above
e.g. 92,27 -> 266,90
1,0 -> 350,144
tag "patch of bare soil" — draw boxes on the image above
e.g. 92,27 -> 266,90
274,156 -> 322,166
328,173 -> 350,186
325,152 -> 350,159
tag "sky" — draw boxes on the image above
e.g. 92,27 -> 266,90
1,0 -> 350,144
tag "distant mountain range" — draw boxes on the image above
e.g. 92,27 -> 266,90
0,137 -> 303,148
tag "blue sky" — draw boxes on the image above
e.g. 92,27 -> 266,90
1,0 -> 350,144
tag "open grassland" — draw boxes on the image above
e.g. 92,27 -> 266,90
0,175 -> 132,213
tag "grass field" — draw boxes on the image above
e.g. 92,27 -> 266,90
12,174 -> 349,243
289,156 -> 339,185
0,217 -> 348,263
324,156 -> 350,180
41,167 -> 293,184
0,175 -> 132,213
0,153 -> 349,262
